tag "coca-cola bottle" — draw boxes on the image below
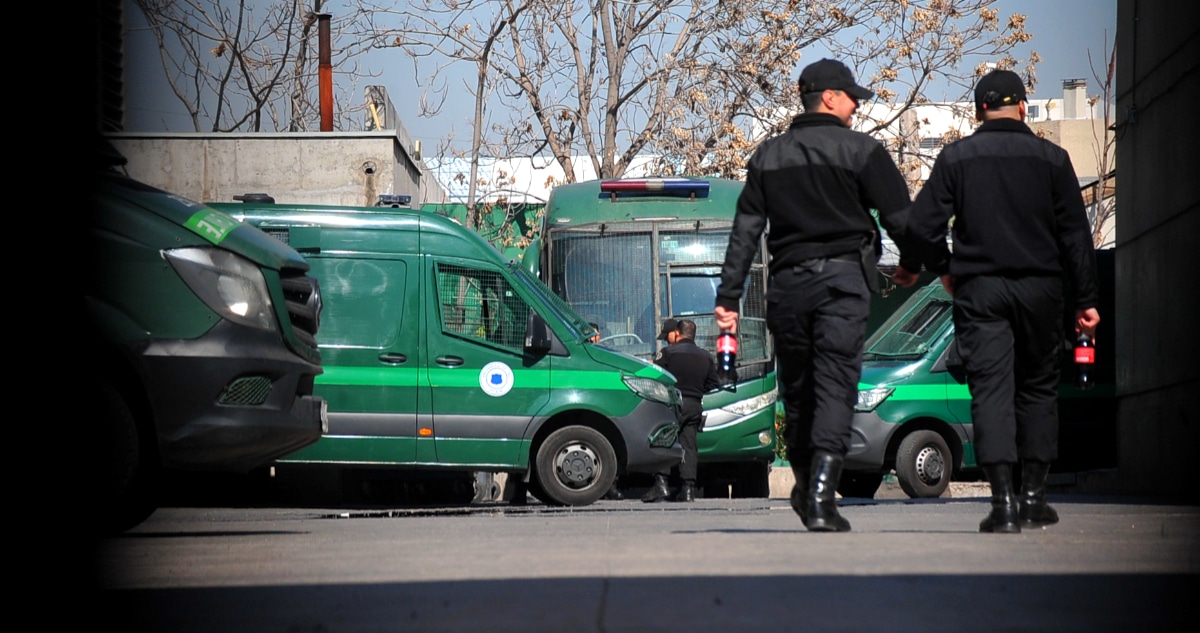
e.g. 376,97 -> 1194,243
1074,333 -> 1095,390
716,329 -> 738,389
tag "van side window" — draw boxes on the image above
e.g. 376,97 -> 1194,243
308,258 -> 407,347
436,263 -> 531,352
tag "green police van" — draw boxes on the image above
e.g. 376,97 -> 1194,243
215,197 -> 683,506
844,252 -> 1116,499
88,149 -> 325,532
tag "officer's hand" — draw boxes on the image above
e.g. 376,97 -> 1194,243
1076,308 -> 1100,339
893,266 -> 920,288
714,305 -> 739,333
939,274 -> 956,296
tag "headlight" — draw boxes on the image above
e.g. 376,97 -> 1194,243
622,376 -> 679,407
720,387 -> 778,416
165,247 -> 277,331
855,387 -> 894,412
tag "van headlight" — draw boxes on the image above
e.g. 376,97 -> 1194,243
622,376 -> 680,407
165,247 -> 277,332
855,387 -> 894,412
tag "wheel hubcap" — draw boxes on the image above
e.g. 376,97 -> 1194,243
915,445 -> 945,484
555,442 -> 601,490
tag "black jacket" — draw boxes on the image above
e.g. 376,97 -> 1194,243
655,338 -> 719,401
907,118 -> 1099,309
716,113 -> 916,311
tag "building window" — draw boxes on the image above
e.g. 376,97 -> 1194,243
919,137 -> 942,151
1027,104 -> 1041,120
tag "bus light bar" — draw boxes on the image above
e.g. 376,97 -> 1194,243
599,178 -> 710,198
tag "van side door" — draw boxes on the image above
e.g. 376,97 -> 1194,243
287,249 -> 421,464
425,258 -> 552,467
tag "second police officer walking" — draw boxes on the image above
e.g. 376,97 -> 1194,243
905,69 -> 1100,533
642,318 -> 719,503
715,59 -> 920,531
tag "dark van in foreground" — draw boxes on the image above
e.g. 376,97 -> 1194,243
87,153 -> 325,532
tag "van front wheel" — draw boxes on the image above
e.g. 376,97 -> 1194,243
895,430 -> 952,498
534,426 -> 617,506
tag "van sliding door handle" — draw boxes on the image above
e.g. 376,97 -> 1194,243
436,355 -> 465,367
378,353 -> 407,365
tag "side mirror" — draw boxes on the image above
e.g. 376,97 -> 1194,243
525,311 -> 552,353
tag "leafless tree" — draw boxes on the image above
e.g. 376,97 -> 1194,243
366,0 -> 1036,183
134,0 -> 374,132
1087,35 -> 1117,248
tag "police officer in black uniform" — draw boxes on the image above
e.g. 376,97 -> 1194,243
642,318 -> 719,503
906,69 -> 1101,533
715,59 -> 920,531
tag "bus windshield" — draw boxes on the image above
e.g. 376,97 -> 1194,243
545,220 -> 771,374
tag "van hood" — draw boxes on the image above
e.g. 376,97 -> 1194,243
102,171 -> 310,272
857,360 -> 919,389
584,344 -> 675,384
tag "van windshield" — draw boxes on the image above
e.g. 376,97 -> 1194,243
864,295 -> 953,359
512,264 -> 591,341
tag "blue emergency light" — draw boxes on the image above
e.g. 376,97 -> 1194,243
598,178 -> 710,200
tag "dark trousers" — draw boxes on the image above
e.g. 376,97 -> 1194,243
662,398 -> 703,481
953,275 -> 1063,465
766,259 -> 869,459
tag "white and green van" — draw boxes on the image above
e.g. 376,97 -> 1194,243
215,199 -> 683,506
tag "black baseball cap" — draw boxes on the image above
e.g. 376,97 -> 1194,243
798,59 -> 874,100
657,318 -> 680,341
975,70 -> 1027,111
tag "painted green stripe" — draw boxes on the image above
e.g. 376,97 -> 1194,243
318,365 -> 644,390
863,384 -> 972,401
317,366 -> 419,386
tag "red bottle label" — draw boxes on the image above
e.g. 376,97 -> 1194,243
1074,347 -> 1095,364
717,335 -> 737,354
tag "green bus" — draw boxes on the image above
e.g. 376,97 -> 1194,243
523,177 -> 777,497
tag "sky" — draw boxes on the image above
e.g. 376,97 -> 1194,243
123,0 -> 1119,152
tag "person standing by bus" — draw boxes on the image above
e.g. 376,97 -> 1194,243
715,59 -> 920,531
905,69 -> 1100,533
642,319 -> 719,502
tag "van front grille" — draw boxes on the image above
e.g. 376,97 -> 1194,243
280,270 -> 322,350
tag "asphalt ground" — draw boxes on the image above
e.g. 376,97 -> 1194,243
95,489 -> 1198,632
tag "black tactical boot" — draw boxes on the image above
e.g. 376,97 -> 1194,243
979,463 -> 1021,533
1019,461 -> 1059,527
640,474 -> 670,503
803,451 -> 851,532
675,480 -> 696,502
788,454 -> 810,523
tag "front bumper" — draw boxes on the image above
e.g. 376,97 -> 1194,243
844,411 -> 894,471
134,319 -> 325,472
613,399 -> 683,475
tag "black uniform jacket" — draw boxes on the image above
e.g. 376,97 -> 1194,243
655,338 -> 719,402
716,112 -> 917,311
907,118 -> 1099,309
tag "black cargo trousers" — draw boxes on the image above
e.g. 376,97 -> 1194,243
766,256 -> 870,462
953,275 -> 1064,465
673,398 -> 704,481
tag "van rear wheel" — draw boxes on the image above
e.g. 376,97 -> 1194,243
895,430 -> 952,498
534,426 -> 617,506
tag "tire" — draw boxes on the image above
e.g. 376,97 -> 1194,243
895,430 -> 952,499
533,426 -> 617,506
838,471 -> 884,499
97,382 -> 159,533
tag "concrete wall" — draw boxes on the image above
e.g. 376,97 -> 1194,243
1112,0 -> 1200,500
1029,118 -> 1111,179
107,131 -> 447,207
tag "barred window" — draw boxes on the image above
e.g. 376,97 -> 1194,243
435,262 -> 530,352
